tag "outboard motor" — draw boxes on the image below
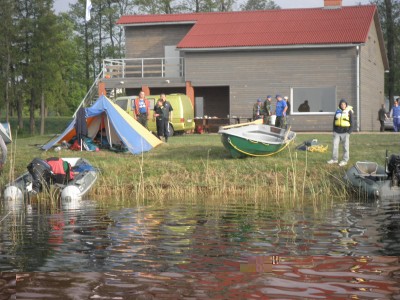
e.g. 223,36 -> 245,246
387,154 -> 400,186
27,158 -> 53,194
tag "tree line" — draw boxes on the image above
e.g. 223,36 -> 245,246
0,0 -> 398,135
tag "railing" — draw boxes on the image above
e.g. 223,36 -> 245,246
103,57 -> 185,79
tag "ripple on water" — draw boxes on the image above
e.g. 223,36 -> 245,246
0,198 -> 399,298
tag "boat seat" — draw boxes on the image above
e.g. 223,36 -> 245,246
242,132 -> 281,143
355,161 -> 379,176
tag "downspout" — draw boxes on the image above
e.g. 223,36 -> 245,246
356,45 -> 360,132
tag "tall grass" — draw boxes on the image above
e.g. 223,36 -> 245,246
1,132 -> 397,209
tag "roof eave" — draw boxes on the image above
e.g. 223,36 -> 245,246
118,21 -> 197,27
373,11 -> 389,71
179,43 -> 364,52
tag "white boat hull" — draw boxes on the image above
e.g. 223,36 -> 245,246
3,157 -> 98,204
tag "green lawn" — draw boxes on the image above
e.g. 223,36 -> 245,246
7,117 -> 72,138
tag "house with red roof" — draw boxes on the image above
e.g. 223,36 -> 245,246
101,0 -> 388,131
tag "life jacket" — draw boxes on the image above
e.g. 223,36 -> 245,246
134,98 -> 149,115
334,106 -> 353,127
46,157 -> 74,184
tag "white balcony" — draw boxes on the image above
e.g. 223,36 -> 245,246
103,57 -> 185,79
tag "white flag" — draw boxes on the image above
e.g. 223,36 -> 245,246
85,0 -> 92,22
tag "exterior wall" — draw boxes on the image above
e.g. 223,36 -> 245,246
119,22 -> 386,132
124,24 -> 193,58
184,48 -> 357,131
360,19 -> 386,132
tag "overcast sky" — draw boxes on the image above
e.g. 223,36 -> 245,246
54,0 -> 372,13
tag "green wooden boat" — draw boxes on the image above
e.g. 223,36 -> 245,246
218,122 -> 296,158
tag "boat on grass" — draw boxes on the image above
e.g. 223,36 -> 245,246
218,121 -> 296,158
3,158 -> 98,204
344,156 -> 400,199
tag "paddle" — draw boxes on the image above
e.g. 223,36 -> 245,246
283,126 -> 291,143
220,119 -> 263,130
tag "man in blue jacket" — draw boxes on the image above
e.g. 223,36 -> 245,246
390,99 -> 400,132
274,94 -> 287,128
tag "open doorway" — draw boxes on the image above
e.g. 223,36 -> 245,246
194,86 -> 229,118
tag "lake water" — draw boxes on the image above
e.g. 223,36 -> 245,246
0,196 -> 400,299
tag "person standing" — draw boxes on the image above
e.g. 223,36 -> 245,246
390,99 -> 400,132
160,93 -> 173,142
274,94 -> 287,128
327,99 -> 353,167
134,91 -> 150,128
284,96 -> 290,115
0,135 -> 7,173
253,98 -> 264,121
378,104 -> 388,132
153,99 -> 164,140
263,95 -> 272,124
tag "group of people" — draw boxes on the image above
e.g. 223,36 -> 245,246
252,94 -> 353,167
253,94 -> 289,128
1,93 -> 397,180
378,98 -> 400,132
132,91 -> 173,142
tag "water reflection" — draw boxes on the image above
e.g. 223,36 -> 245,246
11,256 -> 400,299
0,197 -> 399,298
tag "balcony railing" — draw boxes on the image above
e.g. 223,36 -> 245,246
103,57 -> 185,79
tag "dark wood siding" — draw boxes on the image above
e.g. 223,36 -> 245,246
124,24 -> 193,58
185,48 -> 357,131
119,23 -> 385,132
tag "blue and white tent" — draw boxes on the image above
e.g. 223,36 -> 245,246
42,95 -> 162,154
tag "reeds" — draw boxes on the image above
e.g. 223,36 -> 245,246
3,132 -> 382,211
91,153 -> 349,210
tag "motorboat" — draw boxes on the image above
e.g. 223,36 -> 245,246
3,157 -> 98,203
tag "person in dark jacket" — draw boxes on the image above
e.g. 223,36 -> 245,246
253,98 -> 264,121
378,104 -> 388,132
327,99 -> 353,167
153,99 -> 164,140
160,93 -> 173,142
263,95 -> 272,124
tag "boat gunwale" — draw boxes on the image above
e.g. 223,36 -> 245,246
219,124 -> 296,145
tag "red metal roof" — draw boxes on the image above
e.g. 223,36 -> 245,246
117,5 -> 377,48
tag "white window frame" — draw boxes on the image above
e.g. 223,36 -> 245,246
290,86 -> 337,115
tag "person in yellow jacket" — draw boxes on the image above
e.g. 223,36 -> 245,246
327,99 -> 353,167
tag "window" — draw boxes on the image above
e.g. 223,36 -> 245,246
291,87 -> 337,114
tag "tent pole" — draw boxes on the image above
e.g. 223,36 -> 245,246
107,115 -> 112,147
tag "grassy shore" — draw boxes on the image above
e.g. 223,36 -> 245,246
1,132 -> 398,206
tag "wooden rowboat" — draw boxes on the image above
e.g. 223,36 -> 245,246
218,121 -> 296,158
